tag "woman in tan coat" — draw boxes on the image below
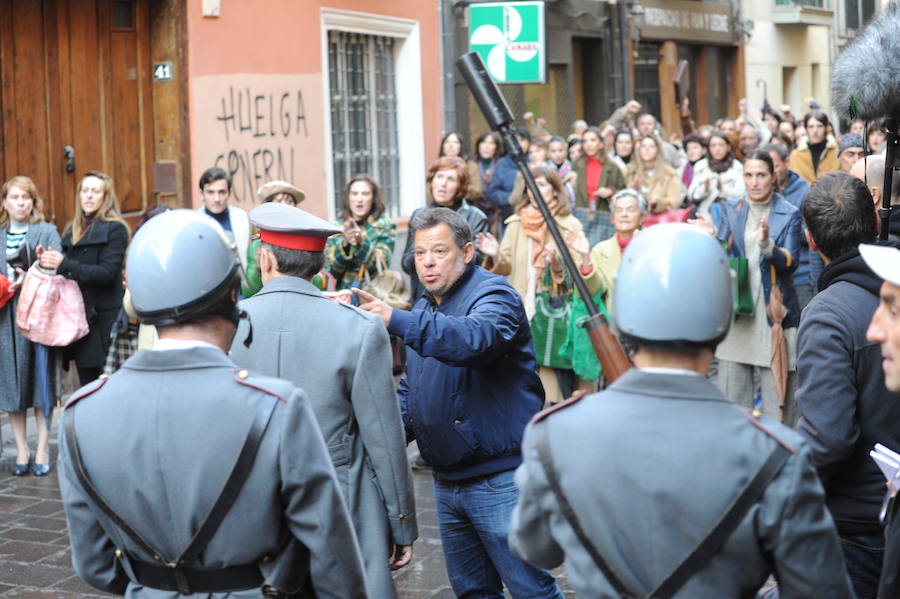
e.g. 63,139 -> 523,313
624,135 -> 683,212
476,165 -> 599,404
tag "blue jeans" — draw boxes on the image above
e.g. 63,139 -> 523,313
839,532 -> 884,599
434,469 -> 564,599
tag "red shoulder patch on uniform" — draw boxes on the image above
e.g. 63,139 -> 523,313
231,369 -> 287,402
64,376 -> 110,410
531,390 -> 588,425
744,409 -> 797,455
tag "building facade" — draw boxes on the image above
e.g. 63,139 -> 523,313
0,0 -> 442,228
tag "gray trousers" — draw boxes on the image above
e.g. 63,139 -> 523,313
716,360 -> 799,426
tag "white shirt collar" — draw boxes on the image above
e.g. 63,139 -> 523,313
639,367 -> 704,377
152,338 -> 222,352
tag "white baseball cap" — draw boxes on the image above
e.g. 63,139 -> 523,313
860,243 -> 900,286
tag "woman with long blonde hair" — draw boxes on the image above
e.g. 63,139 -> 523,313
1,176 -> 62,476
39,171 -> 130,385
476,165 -> 600,404
623,135 -> 683,212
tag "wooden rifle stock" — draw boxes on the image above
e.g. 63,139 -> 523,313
583,314 -> 631,384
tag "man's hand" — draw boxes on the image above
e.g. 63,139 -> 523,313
389,544 -> 413,570
625,100 -> 642,115
352,287 -> 393,326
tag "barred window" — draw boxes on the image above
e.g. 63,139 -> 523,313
328,31 -> 401,218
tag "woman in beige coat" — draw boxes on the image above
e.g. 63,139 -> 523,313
624,135 -> 683,212
476,165 -> 599,404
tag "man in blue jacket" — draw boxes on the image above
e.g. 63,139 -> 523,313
355,207 -> 563,598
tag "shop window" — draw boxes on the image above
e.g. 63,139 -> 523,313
328,31 -> 400,218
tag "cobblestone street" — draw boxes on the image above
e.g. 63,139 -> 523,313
0,416 -> 572,598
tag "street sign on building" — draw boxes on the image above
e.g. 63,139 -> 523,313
469,1 -> 545,84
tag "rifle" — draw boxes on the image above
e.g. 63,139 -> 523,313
456,52 -> 632,383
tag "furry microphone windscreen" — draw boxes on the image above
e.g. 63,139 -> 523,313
831,1 -> 900,122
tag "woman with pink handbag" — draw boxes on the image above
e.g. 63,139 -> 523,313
0,176 -> 61,476
38,172 -> 130,386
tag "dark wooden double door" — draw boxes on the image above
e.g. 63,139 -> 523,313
0,0 -> 153,231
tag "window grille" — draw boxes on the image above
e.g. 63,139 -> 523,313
328,31 -> 401,218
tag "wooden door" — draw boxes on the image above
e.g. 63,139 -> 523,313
0,0 -> 153,231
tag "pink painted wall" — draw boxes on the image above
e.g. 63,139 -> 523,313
184,0 -> 441,218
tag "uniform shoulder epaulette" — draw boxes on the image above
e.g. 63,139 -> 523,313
743,408 -> 796,455
64,375 -> 110,410
231,368 -> 288,402
530,390 -> 588,425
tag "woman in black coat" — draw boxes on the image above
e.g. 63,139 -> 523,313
39,171 -> 129,385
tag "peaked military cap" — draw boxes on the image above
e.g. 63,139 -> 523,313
250,202 -> 340,252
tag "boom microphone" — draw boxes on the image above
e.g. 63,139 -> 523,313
831,2 -> 900,121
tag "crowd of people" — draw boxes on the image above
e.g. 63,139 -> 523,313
3,89 -> 900,597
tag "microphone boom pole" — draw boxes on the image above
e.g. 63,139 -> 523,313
880,118 -> 898,241
456,52 -> 631,383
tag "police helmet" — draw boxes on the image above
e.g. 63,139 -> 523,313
614,223 -> 732,346
126,209 -> 242,326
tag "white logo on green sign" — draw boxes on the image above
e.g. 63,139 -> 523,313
469,1 -> 545,84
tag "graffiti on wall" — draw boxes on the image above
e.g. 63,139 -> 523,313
193,74 -> 326,215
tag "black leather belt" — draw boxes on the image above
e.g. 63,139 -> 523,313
130,558 -> 263,593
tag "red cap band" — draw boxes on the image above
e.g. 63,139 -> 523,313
259,229 -> 328,252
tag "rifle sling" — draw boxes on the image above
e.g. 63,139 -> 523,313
64,396 -> 279,593
533,422 -> 791,598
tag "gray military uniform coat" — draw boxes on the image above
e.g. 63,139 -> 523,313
510,369 -> 854,598
230,276 -> 417,599
58,346 -> 368,599
0,222 -> 62,412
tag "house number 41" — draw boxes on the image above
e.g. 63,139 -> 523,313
154,62 -> 173,82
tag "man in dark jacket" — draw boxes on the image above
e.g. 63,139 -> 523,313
355,207 -> 564,598
796,171 -> 900,598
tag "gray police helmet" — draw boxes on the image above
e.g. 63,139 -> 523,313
126,209 -> 242,325
614,223 -> 732,344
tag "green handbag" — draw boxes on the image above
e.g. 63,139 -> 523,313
530,267 -> 573,369
728,256 -> 754,316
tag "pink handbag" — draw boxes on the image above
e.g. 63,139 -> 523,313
15,263 -> 89,346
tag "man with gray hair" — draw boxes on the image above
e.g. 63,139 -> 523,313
356,206 -> 564,598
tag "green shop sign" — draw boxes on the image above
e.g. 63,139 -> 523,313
469,1 -> 546,84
